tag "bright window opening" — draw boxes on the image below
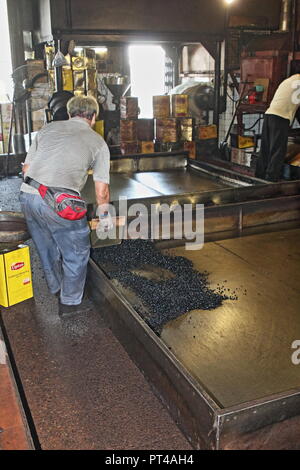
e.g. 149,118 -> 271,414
0,0 -> 12,102
129,45 -> 165,118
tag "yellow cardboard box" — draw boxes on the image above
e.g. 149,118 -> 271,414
94,120 -> 104,137
0,246 -> 33,307
238,135 -> 255,149
139,141 -> 155,154
198,125 -> 217,140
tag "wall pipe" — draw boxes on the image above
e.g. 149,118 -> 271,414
213,40 -> 222,131
280,0 -> 293,31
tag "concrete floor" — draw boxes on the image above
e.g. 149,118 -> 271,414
0,176 -> 191,450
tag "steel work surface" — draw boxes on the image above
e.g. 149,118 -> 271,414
160,228 -> 300,408
131,169 -> 230,195
82,173 -> 162,202
81,168 -> 235,204
101,228 -> 300,409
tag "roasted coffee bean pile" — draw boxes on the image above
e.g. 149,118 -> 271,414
92,239 -> 232,333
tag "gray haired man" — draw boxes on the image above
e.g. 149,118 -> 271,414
20,95 -> 112,316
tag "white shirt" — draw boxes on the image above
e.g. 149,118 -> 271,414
265,74 -> 300,124
20,117 -> 110,195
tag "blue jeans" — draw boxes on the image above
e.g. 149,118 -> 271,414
19,191 -> 91,305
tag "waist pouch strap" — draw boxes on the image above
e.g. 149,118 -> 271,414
25,177 -> 87,221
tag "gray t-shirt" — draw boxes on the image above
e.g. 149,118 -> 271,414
20,117 -> 110,195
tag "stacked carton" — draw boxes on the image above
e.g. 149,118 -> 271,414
119,97 -> 155,155
118,94 -> 219,159
153,94 -> 196,158
137,118 -> 155,153
119,97 -> 139,155
195,124 -> 218,159
229,131 -> 255,166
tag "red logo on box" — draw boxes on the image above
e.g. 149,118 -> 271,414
23,278 -> 31,285
11,262 -> 25,271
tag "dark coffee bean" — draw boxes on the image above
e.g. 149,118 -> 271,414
92,240 -> 236,334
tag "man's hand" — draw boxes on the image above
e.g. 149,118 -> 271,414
96,212 -> 114,236
22,163 -> 30,175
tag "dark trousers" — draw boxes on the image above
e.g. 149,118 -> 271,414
255,114 -> 290,181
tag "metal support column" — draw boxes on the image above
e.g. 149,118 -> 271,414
213,40 -> 222,132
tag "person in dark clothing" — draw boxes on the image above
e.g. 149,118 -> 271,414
255,114 -> 290,181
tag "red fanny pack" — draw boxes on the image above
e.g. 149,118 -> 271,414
26,178 -> 87,221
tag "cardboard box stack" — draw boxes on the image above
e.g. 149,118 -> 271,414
120,116 -> 138,155
195,124 -> 218,159
120,97 -> 139,119
137,119 -> 155,154
229,130 -> 255,167
120,97 -> 138,155
231,148 -> 252,167
153,94 -> 196,158
118,93 -> 218,159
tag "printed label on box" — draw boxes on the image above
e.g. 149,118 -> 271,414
0,246 -> 33,307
